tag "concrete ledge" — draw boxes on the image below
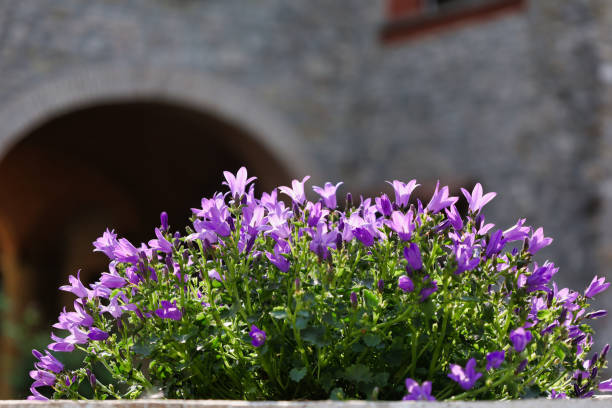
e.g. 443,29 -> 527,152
1,399 -> 612,408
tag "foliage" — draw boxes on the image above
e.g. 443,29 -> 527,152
29,168 -> 612,400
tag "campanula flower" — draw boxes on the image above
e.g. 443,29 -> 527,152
386,210 -> 415,241
148,228 -> 173,254
461,183 -> 496,214
155,300 -> 182,321
87,327 -> 110,341
249,325 -> 266,347
420,280 -> 438,302
485,350 -> 505,370
375,194 -> 393,217
599,378 -> 612,391
510,327 -> 532,352
527,227 -> 553,255
427,181 -> 458,214
279,175 -> 310,205
266,240 -> 291,272
584,276 -> 610,298
448,358 -> 482,390
398,275 -> 414,292
403,378 -> 436,401
503,218 -> 529,242
445,205 -> 463,230
312,181 -> 343,209
93,229 -> 119,259
32,350 -> 63,373
309,223 -> 337,260
223,166 -> 257,200
550,390 -> 568,399
386,179 -> 419,208
403,243 -> 423,272
59,270 -> 89,299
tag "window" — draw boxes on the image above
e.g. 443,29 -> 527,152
382,0 -> 526,44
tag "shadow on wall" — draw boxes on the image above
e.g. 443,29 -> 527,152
0,100 -> 291,397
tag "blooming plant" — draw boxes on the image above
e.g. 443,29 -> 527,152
29,168 -> 612,400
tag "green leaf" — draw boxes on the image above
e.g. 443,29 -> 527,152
373,372 -> 389,386
363,289 -> 378,309
289,367 -> 307,383
330,387 -> 345,400
363,333 -> 381,347
269,307 -> 288,320
133,342 -> 153,357
343,363 -> 372,383
301,326 -> 328,347
295,316 -> 309,330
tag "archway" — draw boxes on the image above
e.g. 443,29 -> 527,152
0,100 -> 294,397
0,99 -> 291,322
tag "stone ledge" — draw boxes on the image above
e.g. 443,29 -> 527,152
1,399 -> 612,408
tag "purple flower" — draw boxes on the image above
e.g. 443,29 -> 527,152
526,262 -> 558,293
485,350 -> 505,370
27,385 -> 49,401
208,269 -> 225,282
353,227 -> 375,247
386,179 -> 419,208
93,229 -> 119,259
485,229 -> 505,259
585,276 -> 610,298
599,378 -> 612,392
527,227 -> 553,255
309,223 -> 337,261
403,243 -> 423,272
398,275 -> 414,293
266,240 -> 291,272
386,210 -> 415,241
510,327 -> 532,352
448,358 -> 482,390
312,181 -> 343,209
585,310 -> 608,319
444,205 -> 463,230
403,378 -> 436,401
155,300 -> 182,321
249,325 -> 266,347
148,228 -> 173,254
460,183 -> 496,214
100,266 -> 127,289
160,211 -> 169,231
420,280 -> 438,302
112,238 -> 140,264
32,350 -> 63,373
87,327 -> 110,341
503,218 -> 530,242
427,182 -> 458,214
279,175 -> 310,205
375,194 -> 393,217
350,291 -> 358,307
223,167 -> 257,200
59,270 -> 89,299
29,369 -> 56,387
550,389 -> 568,399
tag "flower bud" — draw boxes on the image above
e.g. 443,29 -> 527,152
377,279 -> 384,292
350,292 -> 358,308
345,193 -> 353,210
160,211 -> 168,231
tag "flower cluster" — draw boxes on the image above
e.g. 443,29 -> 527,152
29,168 -> 611,400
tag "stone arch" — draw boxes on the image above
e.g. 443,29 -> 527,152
0,66 -> 313,397
0,64 -> 312,176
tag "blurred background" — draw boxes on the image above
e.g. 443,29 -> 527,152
1,0 -> 612,398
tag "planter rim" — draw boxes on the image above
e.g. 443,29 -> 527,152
1,398 -> 612,407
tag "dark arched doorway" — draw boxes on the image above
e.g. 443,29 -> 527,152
0,100 -> 291,327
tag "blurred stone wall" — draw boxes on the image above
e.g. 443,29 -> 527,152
0,0 -> 612,393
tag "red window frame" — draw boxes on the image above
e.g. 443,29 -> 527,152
381,0 -> 526,45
